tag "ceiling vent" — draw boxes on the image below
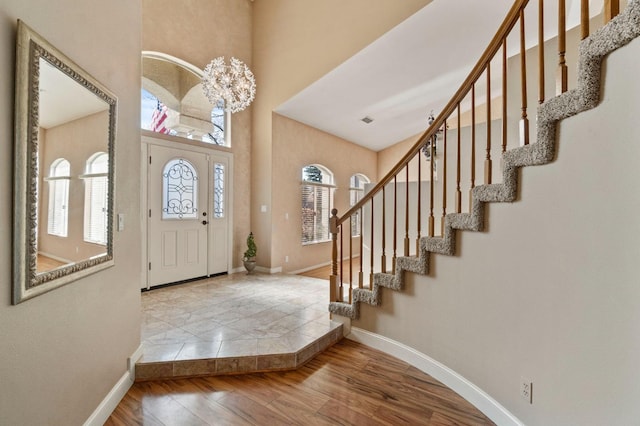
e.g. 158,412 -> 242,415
361,116 -> 374,124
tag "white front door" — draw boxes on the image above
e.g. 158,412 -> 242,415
148,144 -> 209,286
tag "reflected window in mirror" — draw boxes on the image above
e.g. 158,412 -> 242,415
141,53 -> 230,146
45,158 -> 71,237
82,152 -> 109,245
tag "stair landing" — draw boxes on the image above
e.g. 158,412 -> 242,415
136,273 -> 342,381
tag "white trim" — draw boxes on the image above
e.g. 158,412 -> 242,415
83,344 -> 142,425
82,371 -> 131,426
128,344 -> 144,378
347,327 -> 525,426
290,261 -> 331,275
289,254 -> 361,275
256,265 -> 283,274
231,266 -> 282,274
141,51 -> 204,77
141,135 -> 235,288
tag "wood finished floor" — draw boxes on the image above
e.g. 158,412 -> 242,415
299,257 -> 360,284
107,339 -> 494,425
36,254 -> 67,273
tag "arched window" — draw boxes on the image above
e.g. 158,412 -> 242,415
301,164 -> 335,244
46,158 -> 71,237
141,53 -> 230,146
82,152 -> 108,245
349,174 -> 370,236
162,158 -> 198,219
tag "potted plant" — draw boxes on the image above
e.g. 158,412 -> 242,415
243,232 -> 257,274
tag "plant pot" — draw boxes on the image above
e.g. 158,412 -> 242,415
243,259 -> 256,274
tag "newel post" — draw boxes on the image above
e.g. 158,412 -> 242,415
329,208 -> 339,303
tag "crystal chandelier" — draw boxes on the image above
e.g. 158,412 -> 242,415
202,57 -> 256,113
422,111 -> 444,160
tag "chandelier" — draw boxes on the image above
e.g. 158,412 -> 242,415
202,57 -> 256,113
422,111 -> 444,160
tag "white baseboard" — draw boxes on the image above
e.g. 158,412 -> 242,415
128,344 -> 144,378
347,328 -> 524,426
83,344 -> 142,426
83,372 -> 132,426
290,261 -> 331,275
290,255 -> 361,275
232,266 -> 283,274
255,265 -> 282,274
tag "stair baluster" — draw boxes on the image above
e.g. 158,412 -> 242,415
502,42 -> 509,154
441,122 -> 448,236
382,186 -> 387,273
539,0 -> 545,104
485,63 -> 492,185
469,83 -> 476,210
581,0 -> 590,40
404,165 -> 410,255
416,154 -> 422,253
557,0 -> 568,94
605,0 -> 620,23
520,9 -> 530,145
456,103 -> 462,212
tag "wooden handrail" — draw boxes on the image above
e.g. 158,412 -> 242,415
335,0 -> 530,226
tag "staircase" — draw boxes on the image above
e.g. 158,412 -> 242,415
328,0 -> 640,320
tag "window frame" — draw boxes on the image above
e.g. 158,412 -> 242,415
349,174 -> 370,237
301,164 -> 335,245
81,152 -> 109,245
45,158 -> 71,238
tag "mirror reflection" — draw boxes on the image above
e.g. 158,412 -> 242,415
37,58 -> 110,273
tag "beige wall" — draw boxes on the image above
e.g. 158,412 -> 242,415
142,0 -> 252,268
0,1 -> 142,425
252,0 -> 431,268
354,35 -> 640,425
271,114 -> 377,272
38,111 -> 110,263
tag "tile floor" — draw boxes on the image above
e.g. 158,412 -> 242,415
138,272 -> 342,379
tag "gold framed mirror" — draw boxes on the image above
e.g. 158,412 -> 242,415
13,20 -> 117,304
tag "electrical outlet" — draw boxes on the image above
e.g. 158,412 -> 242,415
520,377 -> 533,404
285,255 -> 289,263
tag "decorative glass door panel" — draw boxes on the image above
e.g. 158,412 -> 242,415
148,145 -> 209,286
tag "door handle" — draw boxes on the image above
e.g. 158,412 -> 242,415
202,220 -> 209,225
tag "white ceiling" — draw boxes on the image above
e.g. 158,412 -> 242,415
39,58 -> 109,129
275,0 -> 513,151
275,0 -> 592,152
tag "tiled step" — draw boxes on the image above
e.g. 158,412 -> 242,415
135,322 -> 343,381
